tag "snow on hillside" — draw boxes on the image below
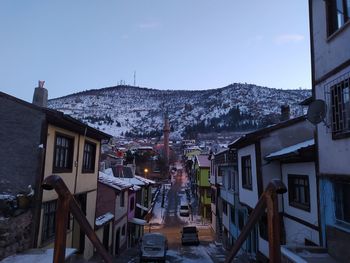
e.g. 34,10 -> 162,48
48,83 -> 311,138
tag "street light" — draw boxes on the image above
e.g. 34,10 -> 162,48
144,168 -> 149,178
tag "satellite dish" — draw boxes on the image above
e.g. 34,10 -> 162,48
307,99 -> 327,125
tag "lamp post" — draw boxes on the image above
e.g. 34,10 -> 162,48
144,168 -> 149,179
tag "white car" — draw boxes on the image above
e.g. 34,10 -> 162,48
140,233 -> 168,262
179,204 -> 190,217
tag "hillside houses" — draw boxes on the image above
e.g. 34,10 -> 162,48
0,86 -> 158,261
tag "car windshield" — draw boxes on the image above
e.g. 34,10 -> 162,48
183,227 -> 197,233
180,205 -> 188,209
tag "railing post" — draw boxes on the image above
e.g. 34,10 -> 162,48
42,175 -> 113,263
224,179 -> 286,263
266,188 -> 281,263
53,195 -> 69,263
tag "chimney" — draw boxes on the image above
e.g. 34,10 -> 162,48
280,105 -> 290,121
32,80 -> 48,107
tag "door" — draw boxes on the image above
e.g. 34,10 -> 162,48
103,224 -> 110,251
115,228 -> 120,255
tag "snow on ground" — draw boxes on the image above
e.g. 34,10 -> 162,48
149,185 -> 168,227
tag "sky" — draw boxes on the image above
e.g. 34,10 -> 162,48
0,0 -> 311,102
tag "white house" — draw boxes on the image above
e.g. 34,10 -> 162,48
229,116 -> 315,261
309,0 -> 350,262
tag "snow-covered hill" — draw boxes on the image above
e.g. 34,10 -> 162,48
48,83 -> 311,139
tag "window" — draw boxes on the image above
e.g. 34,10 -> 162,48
288,175 -> 310,211
130,196 -> 135,211
230,206 -> 235,224
331,78 -> 350,137
326,0 -> 350,36
42,200 -> 57,242
241,155 -> 252,190
206,189 -> 211,198
121,224 -> 126,236
120,191 -> 125,207
238,210 -> 245,230
259,213 -> 268,240
211,188 -> 216,204
82,141 -> 96,173
53,134 -> 74,173
334,182 -> 350,225
223,200 -> 227,215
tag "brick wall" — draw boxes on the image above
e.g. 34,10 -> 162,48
96,183 -> 116,218
0,211 -> 33,260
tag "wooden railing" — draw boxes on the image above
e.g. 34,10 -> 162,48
225,179 -> 287,263
42,175 -> 113,263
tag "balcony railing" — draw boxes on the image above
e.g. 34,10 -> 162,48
42,175 -> 113,263
225,179 -> 287,263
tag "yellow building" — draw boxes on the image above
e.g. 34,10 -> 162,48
195,155 -> 212,220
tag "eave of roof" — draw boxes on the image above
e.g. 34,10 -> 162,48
228,116 -> 307,149
1,91 -> 112,141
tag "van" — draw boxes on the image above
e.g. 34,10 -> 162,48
140,233 -> 168,262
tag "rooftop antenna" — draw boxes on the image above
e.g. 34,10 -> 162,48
307,99 -> 328,127
134,71 -> 136,86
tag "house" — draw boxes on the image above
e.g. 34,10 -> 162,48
0,84 -> 111,260
229,116 -> 316,261
96,169 -> 132,255
308,1 -> 350,262
195,154 -> 212,220
210,148 -> 241,250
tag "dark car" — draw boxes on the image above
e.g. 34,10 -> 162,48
140,233 -> 168,262
181,226 -> 199,245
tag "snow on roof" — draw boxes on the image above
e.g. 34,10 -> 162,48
1,248 -> 76,263
137,146 -> 153,150
134,175 -> 156,185
136,203 -> 149,211
116,177 -> 142,191
265,139 -> 315,160
104,168 -> 114,177
129,217 -> 147,225
95,212 -> 114,227
196,154 -> 211,168
98,172 -> 132,190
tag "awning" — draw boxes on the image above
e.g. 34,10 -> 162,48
95,212 -> 114,227
265,139 -> 315,161
136,203 -> 149,212
129,217 -> 147,226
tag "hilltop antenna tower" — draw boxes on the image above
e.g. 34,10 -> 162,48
133,71 -> 136,86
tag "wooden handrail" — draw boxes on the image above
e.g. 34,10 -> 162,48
42,175 -> 113,263
224,179 -> 287,263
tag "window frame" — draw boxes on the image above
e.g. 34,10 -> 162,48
130,196 -> 135,211
120,191 -> 125,207
82,140 -> 97,173
222,200 -> 228,215
330,78 -> 350,139
42,200 -> 57,243
334,181 -> 350,226
326,0 -> 350,37
288,174 -> 311,212
241,155 -> 252,190
53,133 -> 74,173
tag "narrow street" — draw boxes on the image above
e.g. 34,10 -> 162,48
116,163 -> 227,263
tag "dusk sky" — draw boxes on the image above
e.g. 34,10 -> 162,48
0,1 -> 311,102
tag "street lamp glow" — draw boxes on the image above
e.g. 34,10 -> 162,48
144,168 -> 149,173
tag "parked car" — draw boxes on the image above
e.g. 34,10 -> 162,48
179,203 -> 190,217
140,233 -> 168,262
181,226 -> 199,245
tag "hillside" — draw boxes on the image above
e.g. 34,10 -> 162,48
48,83 -> 311,139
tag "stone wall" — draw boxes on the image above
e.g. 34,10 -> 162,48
0,211 -> 33,260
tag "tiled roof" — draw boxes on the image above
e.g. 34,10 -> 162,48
196,154 -> 211,168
